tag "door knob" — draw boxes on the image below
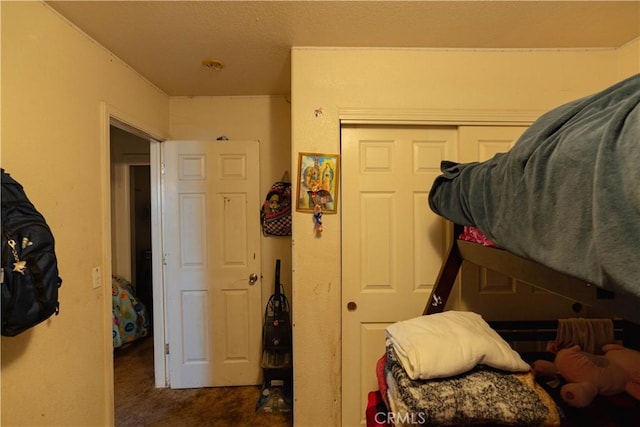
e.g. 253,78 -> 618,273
347,301 -> 357,311
249,273 -> 258,285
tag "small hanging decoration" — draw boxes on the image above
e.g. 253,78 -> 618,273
313,198 -> 323,235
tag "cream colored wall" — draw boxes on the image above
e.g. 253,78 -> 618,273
168,96 -> 293,307
617,37 -> 640,79
290,47 -> 624,426
1,2 -> 169,426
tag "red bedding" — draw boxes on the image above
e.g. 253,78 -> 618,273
458,226 -> 497,247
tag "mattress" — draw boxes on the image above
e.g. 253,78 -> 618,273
428,74 -> 640,299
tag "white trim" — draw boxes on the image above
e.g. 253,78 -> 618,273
149,141 -> 168,388
339,108 -> 544,126
293,46 -> 618,53
111,117 -> 166,143
99,102 -> 115,425
105,104 -> 165,142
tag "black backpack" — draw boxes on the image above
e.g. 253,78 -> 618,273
1,169 -> 62,336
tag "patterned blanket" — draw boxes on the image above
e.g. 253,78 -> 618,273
384,345 -> 561,426
112,275 -> 150,348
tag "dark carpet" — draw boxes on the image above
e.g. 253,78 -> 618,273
114,337 -> 293,427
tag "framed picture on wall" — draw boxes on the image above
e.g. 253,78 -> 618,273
296,152 -> 340,214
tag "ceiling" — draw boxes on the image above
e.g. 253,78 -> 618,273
46,1 -> 640,97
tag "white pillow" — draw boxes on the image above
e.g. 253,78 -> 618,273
385,311 -> 530,380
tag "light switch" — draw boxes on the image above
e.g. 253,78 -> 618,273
92,266 -> 102,289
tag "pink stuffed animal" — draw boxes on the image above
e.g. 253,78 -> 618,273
532,344 -> 640,408
601,343 -> 640,400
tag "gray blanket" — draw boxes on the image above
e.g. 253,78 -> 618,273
428,74 -> 640,299
384,345 -> 556,426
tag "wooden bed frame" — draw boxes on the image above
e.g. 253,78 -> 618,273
423,224 -> 640,327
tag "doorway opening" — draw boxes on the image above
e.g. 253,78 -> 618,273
107,119 -> 170,396
130,164 -> 153,321
110,124 -> 153,345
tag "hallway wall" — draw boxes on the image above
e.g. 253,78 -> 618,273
1,3 -> 169,425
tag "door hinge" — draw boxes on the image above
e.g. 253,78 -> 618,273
161,162 -> 166,175
165,343 -> 170,355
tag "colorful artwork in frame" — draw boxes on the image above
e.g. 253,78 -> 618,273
296,152 -> 340,214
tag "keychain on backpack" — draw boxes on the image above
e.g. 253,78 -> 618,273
7,237 -> 27,274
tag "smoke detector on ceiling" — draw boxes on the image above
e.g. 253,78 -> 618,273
202,59 -> 224,71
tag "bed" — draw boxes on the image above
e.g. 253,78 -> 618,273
367,313 -> 640,427
366,75 -> 640,426
424,224 -> 640,327
425,74 -> 640,325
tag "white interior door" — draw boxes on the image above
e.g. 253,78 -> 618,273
341,126 -> 457,426
457,126 -> 580,320
162,140 -> 262,388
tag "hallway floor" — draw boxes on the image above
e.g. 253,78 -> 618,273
114,337 -> 293,427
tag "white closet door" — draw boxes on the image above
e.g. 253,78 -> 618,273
341,126 -> 457,426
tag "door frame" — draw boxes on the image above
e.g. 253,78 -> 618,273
100,102 -> 169,393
